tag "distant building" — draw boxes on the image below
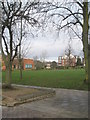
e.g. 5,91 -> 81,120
58,54 -> 77,67
2,58 -> 34,70
46,63 -> 51,69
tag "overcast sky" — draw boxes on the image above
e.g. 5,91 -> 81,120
20,0 -> 90,62
23,26 -> 83,62
3,0 -> 90,62
20,0 -> 86,62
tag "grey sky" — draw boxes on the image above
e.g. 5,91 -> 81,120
3,0 -> 90,62
24,27 -> 83,62
20,0 -> 85,62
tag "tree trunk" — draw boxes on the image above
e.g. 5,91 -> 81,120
20,68 -> 22,80
19,14 -> 23,80
88,45 -> 90,90
83,48 -> 88,82
19,58 -> 23,80
83,2 -> 88,83
4,60 -> 12,88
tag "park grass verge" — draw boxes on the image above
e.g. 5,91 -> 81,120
2,69 -> 88,91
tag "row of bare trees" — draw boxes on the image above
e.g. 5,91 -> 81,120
1,0 -> 90,88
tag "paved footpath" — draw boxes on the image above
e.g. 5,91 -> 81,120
2,88 -> 88,118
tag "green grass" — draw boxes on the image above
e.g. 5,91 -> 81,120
2,69 -> 88,90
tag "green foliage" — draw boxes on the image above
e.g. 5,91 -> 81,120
2,69 -> 88,90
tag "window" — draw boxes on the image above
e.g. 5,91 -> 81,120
28,64 -> 29,68
25,64 -> 28,68
25,64 -> 32,69
60,57 -> 62,64
29,64 -> 32,68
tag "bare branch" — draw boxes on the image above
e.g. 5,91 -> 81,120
76,1 -> 83,9
2,35 -> 9,54
12,42 -> 20,61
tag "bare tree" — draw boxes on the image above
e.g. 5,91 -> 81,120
88,9 -> 90,85
40,50 -> 48,62
65,42 -> 73,67
0,1 -> 2,74
18,14 -> 32,80
2,0 -> 43,87
33,55 -> 38,69
40,0 -> 89,82
0,1 -> 1,53
19,11 -> 23,80
33,56 -> 38,61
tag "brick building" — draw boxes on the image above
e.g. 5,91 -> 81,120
2,58 -> 34,70
58,54 -> 77,67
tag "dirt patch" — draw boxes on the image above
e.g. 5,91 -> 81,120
1,86 -> 55,107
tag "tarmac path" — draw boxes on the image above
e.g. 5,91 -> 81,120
2,87 -> 88,118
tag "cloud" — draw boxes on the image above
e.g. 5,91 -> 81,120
26,31 -> 83,61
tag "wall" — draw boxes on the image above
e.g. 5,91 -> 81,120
2,58 -> 34,70
23,59 -> 34,70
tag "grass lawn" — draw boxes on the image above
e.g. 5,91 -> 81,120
2,69 -> 88,91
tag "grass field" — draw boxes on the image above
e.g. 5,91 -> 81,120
2,69 -> 88,90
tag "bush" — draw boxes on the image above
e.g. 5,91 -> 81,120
75,66 -> 84,69
56,66 -> 65,69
